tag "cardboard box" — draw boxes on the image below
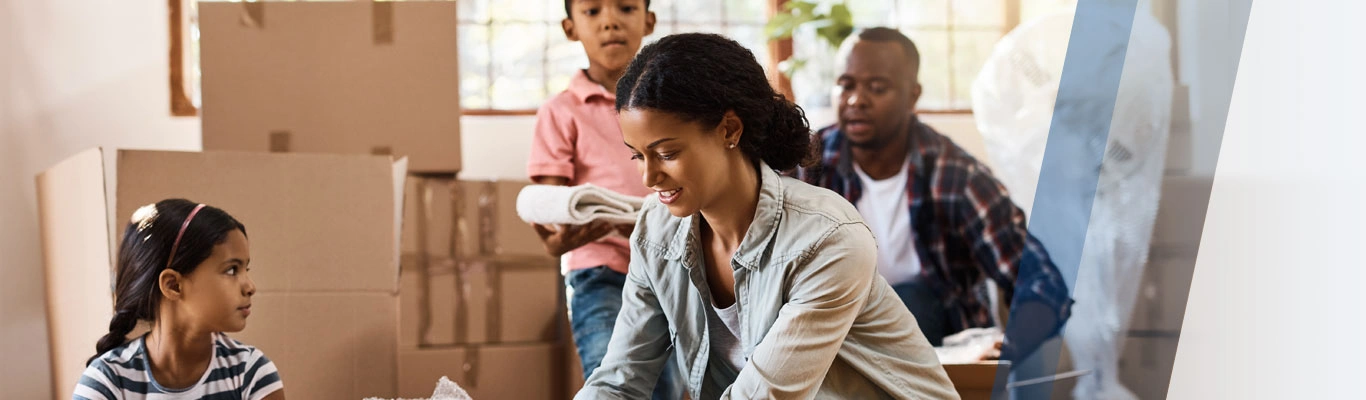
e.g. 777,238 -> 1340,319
1118,336 -> 1179,400
1150,175 -> 1214,248
398,344 -> 567,399
400,255 -> 562,347
36,148 -> 406,398
943,362 -> 1009,400
239,293 -> 398,399
1129,246 -> 1200,332
199,1 -> 462,173
401,177 -> 547,258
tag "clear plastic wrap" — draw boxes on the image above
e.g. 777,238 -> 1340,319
971,2 -> 1174,398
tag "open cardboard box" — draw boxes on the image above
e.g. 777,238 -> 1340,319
36,148 -> 407,398
199,1 -> 462,173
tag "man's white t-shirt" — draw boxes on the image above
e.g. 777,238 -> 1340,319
853,160 -> 923,286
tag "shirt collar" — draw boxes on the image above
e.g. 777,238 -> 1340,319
568,69 -> 615,103
667,161 -> 785,271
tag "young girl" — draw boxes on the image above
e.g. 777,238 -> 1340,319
75,199 -> 284,400
575,33 -> 960,399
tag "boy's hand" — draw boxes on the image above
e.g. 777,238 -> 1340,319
532,221 -> 614,257
615,223 -> 636,239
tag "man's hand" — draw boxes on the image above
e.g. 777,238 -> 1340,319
977,339 -> 1004,361
532,221 -> 614,257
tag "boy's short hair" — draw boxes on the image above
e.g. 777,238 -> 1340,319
565,0 -> 652,18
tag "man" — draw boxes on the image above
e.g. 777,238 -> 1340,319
799,27 -> 1072,362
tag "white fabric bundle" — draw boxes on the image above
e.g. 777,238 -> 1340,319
516,183 -> 646,225
934,327 -> 1006,364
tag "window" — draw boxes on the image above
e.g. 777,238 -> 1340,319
458,0 -> 772,111
787,0 -> 1075,111
172,0 -> 1078,116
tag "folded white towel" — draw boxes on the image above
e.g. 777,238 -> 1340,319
516,184 -> 646,225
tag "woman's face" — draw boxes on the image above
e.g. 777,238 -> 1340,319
619,108 -> 741,218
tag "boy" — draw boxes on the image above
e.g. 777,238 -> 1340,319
526,1 -> 681,398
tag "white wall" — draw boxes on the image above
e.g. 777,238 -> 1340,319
1,0 -> 200,397
1176,0 -> 1249,174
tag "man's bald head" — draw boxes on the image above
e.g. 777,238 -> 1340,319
838,27 -> 921,86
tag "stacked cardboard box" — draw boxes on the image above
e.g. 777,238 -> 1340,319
397,176 -> 568,399
37,149 -> 407,399
1120,175 -> 1213,397
198,1 -> 462,173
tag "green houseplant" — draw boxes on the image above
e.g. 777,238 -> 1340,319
765,0 -> 855,108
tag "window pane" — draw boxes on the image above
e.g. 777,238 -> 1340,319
675,0 -> 723,24
543,0 -> 569,22
651,0 -> 679,23
904,29 -> 952,110
1020,0 -> 1076,24
951,0 -> 1006,28
727,24 -> 772,74
848,0 -> 897,26
491,0 -> 549,22
952,31 -> 1002,109
490,22 -> 549,109
459,24 -> 492,109
546,25 -> 589,94
897,0 -> 949,28
460,0 -> 490,23
647,21 -> 678,43
724,0 -> 766,25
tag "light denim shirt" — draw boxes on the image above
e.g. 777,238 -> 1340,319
576,163 -> 960,400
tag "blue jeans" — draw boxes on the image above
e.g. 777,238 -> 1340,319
568,266 -> 683,399
891,278 -> 952,347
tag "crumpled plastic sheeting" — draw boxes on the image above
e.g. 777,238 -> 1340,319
365,376 -> 473,400
971,2 -> 1173,399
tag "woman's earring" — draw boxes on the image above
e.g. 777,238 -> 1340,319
727,143 -> 736,149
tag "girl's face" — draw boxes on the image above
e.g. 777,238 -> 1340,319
178,229 -> 255,333
619,108 -> 742,218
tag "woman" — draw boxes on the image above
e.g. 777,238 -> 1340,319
576,33 -> 959,400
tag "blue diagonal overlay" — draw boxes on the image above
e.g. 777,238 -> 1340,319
999,0 -> 1255,398
1001,1 -> 1138,398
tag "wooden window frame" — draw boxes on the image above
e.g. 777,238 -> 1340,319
170,0 -> 196,117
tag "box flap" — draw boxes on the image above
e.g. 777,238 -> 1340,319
234,293 -> 398,398
115,150 -> 401,292
198,1 -> 462,173
36,147 -> 115,397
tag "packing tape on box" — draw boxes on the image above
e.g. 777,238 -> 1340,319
240,2 -> 265,29
476,181 -> 498,255
402,253 -> 559,346
372,1 -> 394,45
269,131 -> 291,153
414,178 -> 434,345
237,0 -> 394,45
